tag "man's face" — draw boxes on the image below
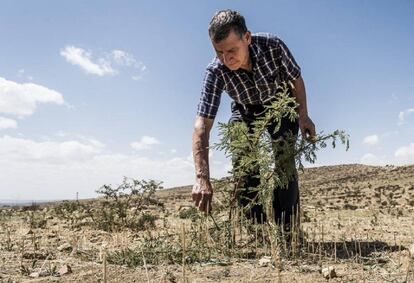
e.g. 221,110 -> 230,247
211,30 -> 251,71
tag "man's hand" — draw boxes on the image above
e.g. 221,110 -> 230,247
299,115 -> 316,141
192,179 -> 213,215
291,76 -> 316,141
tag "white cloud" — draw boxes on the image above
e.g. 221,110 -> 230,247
111,50 -> 137,67
61,46 -> 146,80
362,134 -> 379,146
0,135 -> 104,164
60,46 -> 117,76
170,149 -> 177,154
395,143 -> 414,161
130,136 -> 160,150
398,108 -> 414,125
0,135 -> 229,199
111,50 -> 146,70
0,77 -> 65,117
111,50 -> 147,80
0,117 -> 17,129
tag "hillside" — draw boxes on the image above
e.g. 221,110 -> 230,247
0,164 -> 413,282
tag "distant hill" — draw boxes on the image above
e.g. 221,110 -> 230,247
2,163 -> 413,210
157,163 -> 414,210
0,199 -> 61,207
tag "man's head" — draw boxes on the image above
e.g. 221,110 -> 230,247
208,10 -> 251,71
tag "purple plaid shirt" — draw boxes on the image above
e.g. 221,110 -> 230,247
197,33 -> 301,119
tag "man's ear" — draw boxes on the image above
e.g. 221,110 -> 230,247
244,31 -> 252,44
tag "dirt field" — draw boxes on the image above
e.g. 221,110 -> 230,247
0,164 -> 413,282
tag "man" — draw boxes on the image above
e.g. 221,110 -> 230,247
192,10 -> 316,227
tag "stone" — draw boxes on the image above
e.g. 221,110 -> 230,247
58,264 -> 72,276
409,243 -> 414,259
258,256 -> 272,267
321,266 -> 337,279
29,270 -> 48,277
57,243 -> 72,252
29,272 -> 40,278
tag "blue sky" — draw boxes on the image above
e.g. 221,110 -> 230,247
0,1 -> 413,200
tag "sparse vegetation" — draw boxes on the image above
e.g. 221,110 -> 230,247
0,103 -> 413,283
26,211 -> 47,229
92,177 -> 163,232
51,177 -> 164,232
0,166 -> 413,281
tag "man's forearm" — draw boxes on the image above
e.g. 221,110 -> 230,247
193,133 -> 210,180
291,76 -> 309,117
192,124 -> 211,181
192,118 -> 214,213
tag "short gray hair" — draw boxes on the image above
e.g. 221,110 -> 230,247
208,10 -> 248,43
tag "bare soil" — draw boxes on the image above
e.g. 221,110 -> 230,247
0,164 -> 413,282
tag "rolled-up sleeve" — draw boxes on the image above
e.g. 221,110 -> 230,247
277,38 -> 301,81
196,69 -> 225,119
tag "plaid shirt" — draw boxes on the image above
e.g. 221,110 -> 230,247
197,33 -> 301,119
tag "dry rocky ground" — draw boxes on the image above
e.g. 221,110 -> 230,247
0,164 -> 413,283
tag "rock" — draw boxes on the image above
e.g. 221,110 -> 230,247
29,270 -> 48,278
29,272 -> 40,278
322,266 -> 337,279
58,264 -> 72,276
409,243 -> 414,259
258,256 -> 272,267
57,243 -> 72,252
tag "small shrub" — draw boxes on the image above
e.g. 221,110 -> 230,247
178,207 -> 200,221
26,211 -> 47,229
20,202 -> 41,212
133,213 -> 158,231
53,201 -> 92,228
93,177 -> 163,232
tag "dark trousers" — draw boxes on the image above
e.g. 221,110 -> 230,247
229,99 -> 300,228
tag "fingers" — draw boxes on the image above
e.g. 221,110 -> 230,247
192,184 -> 202,207
311,125 -> 316,137
308,119 -> 316,137
193,193 -> 202,208
207,198 -> 212,214
301,123 -> 316,141
198,192 -> 207,212
300,127 -> 306,139
192,183 -> 213,215
193,194 -> 201,207
307,121 -> 316,137
197,192 -> 213,215
301,127 -> 311,140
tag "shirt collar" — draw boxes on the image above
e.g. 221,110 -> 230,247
248,41 -> 263,72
